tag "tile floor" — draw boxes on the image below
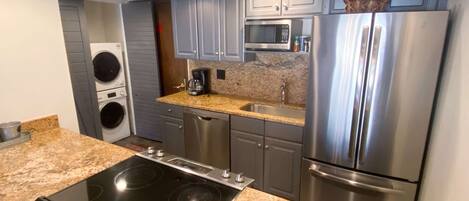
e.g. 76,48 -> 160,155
114,135 -> 163,152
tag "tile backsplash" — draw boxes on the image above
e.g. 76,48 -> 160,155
188,52 -> 309,105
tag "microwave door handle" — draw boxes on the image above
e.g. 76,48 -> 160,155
308,165 -> 403,194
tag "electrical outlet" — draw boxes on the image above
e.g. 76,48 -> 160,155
216,69 -> 225,80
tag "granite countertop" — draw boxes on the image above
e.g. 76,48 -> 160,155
157,92 -> 305,127
0,116 -> 286,201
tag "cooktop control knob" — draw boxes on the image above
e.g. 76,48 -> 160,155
235,173 -> 245,183
147,146 -> 156,155
222,169 -> 230,178
156,149 -> 165,157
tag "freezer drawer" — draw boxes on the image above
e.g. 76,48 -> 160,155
300,158 -> 417,201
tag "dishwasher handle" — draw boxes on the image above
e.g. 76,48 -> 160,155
196,115 -> 213,121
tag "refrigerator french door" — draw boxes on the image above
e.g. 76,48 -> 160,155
302,11 -> 448,201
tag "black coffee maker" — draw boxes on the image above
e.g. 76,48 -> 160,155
187,68 -> 209,96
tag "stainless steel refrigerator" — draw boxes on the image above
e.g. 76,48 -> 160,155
301,11 -> 448,201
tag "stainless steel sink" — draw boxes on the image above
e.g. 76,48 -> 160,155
239,103 -> 306,119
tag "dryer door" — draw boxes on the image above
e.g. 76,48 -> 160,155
93,52 -> 121,83
100,102 -> 125,129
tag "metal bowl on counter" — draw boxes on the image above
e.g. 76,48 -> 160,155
0,121 -> 21,142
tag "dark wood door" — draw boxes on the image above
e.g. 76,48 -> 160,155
155,0 -> 188,95
230,130 -> 264,190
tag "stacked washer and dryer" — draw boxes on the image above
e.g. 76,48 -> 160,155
90,43 -> 130,143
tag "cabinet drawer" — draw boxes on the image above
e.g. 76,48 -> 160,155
231,115 -> 264,135
265,121 -> 303,143
157,103 -> 184,118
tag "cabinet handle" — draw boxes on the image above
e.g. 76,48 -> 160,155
265,145 -> 270,149
193,50 -> 197,54
167,109 -> 172,112
220,51 -> 224,56
273,4 -> 280,11
257,143 -> 262,148
215,51 -> 219,55
283,3 -> 288,10
178,125 -> 183,129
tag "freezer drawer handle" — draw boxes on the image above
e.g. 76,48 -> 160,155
308,164 -> 403,194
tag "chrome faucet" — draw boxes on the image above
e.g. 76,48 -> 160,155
280,80 -> 287,104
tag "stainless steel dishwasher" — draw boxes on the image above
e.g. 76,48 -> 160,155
183,108 -> 230,170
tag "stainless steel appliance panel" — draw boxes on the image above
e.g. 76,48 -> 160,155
357,11 -> 449,181
300,158 -> 417,201
304,13 -> 373,168
183,109 -> 230,169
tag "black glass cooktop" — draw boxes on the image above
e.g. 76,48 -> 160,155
40,156 -> 239,201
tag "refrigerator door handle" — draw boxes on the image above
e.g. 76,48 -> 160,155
309,164 -> 403,194
359,26 -> 383,164
349,26 -> 371,159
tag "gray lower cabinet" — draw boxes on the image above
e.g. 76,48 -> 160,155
231,130 -> 264,189
161,115 -> 185,157
171,0 -> 198,59
264,137 -> 302,201
230,115 -> 303,201
330,0 -> 442,13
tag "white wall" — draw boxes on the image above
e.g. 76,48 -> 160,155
84,1 -> 124,44
420,0 -> 469,200
0,0 -> 79,131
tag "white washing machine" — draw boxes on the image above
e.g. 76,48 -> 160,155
98,87 -> 130,143
90,43 -> 126,92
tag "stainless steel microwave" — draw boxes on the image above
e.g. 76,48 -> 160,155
245,19 -> 302,51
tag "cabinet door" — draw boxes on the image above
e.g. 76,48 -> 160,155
231,130 -> 264,189
161,116 -> 185,157
282,0 -> 323,16
220,0 -> 243,62
330,0 -> 440,13
246,0 -> 282,17
197,0 -> 220,61
264,137 -> 302,201
171,0 -> 198,59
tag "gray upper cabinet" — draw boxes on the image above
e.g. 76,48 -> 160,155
246,0 -> 282,17
231,130 -> 264,189
220,0 -> 244,61
246,0 -> 321,17
330,0 -> 442,13
172,0 -> 245,62
171,0 -> 198,59
197,0 -> 220,61
281,0 -> 323,16
264,137 -> 302,201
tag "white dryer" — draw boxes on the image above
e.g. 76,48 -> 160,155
90,43 -> 126,92
98,87 -> 130,143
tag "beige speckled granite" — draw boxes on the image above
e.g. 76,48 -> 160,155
20,114 -> 60,134
189,52 -> 309,105
0,128 -> 135,201
0,117 -> 285,201
158,92 -> 305,127
237,188 -> 288,201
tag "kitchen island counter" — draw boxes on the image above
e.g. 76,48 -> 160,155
0,116 -> 286,201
